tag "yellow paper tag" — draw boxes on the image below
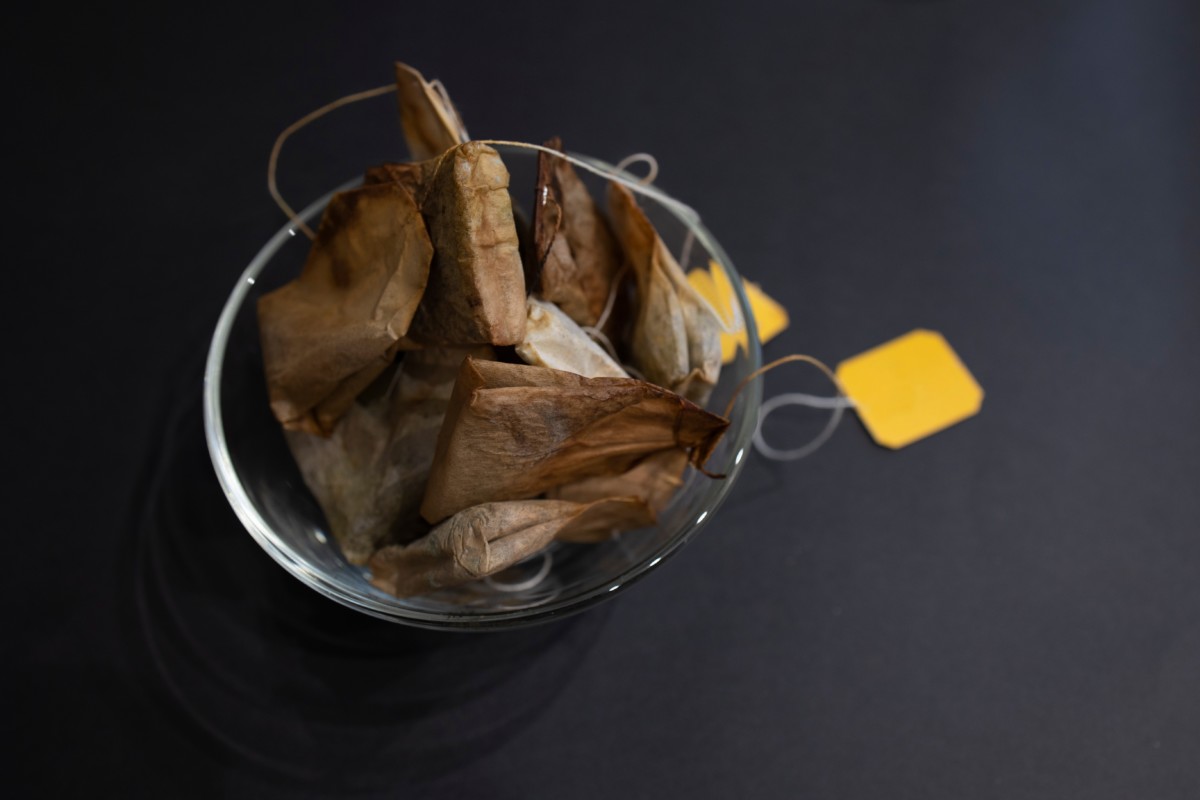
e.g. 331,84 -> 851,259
687,260 -> 789,363
836,329 -> 983,449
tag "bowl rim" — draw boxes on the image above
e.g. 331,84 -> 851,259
203,148 -> 763,630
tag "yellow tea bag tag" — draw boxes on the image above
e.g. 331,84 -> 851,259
687,260 -> 789,363
836,329 -> 982,449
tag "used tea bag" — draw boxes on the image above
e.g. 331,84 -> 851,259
394,61 -> 469,161
529,143 -> 567,291
420,358 -> 729,523
531,138 -> 622,327
548,449 -> 689,534
286,398 -> 437,565
516,297 -> 628,378
286,347 -> 486,565
608,182 -> 722,405
369,497 -> 654,597
258,181 -> 433,433
369,143 -> 527,347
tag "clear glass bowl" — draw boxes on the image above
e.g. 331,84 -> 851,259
204,145 -> 762,630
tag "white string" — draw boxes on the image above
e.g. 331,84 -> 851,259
429,78 -> 471,143
613,152 -> 660,185
582,326 -> 620,360
766,392 -> 855,410
592,263 -> 629,332
623,363 -> 647,382
754,392 -> 854,461
484,549 -> 555,593
722,354 -> 850,463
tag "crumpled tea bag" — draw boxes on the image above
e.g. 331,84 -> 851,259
516,297 -> 627,378
420,357 -> 729,523
531,138 -> 622,328
286,397 -> 438,565
547,449 -> 689,538
394,61 -> 469,161
285,347 -> 486,565
365,143 -> 527,347
607,182 -> 723,405
368,497 -> 654,597
258,181 -> 433,434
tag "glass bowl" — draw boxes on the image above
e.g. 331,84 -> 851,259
204,145 -> 762,630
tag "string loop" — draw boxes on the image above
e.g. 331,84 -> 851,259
484,550 -> 555,593
724,355 -> 850,462
613,152 -> 660,185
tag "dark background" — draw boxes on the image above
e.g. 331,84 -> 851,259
9,1 -> 1200,797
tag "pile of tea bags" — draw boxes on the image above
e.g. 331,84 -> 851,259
259,63 -> 728,597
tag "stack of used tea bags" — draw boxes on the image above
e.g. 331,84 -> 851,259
258,62 -> 729,598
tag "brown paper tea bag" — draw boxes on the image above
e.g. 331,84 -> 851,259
366,143 -> 527,347
608,182 -> 723,405
420,358 -> 729,523
286,397 -> 438,565
531,138 -> 622,327
548,449 -> 689,534
285,347 -> 487,565
394,62 -> 469,161
258,181 -> 433,433
368,497 -> 654,597
516,297 -> 628,378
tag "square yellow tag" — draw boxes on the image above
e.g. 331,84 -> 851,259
687,260 -> 789,363
836,330 -> 983,449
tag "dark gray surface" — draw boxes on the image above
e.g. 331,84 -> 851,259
10,1 -> 1200,797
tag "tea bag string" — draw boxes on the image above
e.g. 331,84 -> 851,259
484,549 -> 554,593
591,262 -> 629,332
613,153 -> 659,185
578,260 -> 631,366
268,83 -> 399,240
724,355 -> 855,462
428,78 -> 471,143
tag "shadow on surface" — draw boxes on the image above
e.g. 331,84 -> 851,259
118,353 -> 610,792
